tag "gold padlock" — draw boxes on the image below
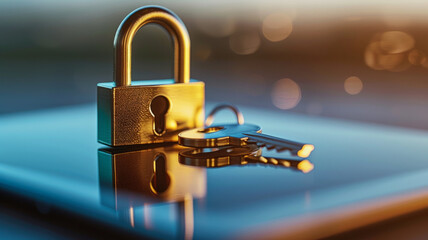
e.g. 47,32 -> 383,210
98,6 -> 205,146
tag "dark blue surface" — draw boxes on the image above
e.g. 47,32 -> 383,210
1,103 -> 428,239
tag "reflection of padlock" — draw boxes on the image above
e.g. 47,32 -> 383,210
98,144 -> 205,239
97,6 -> 205,146
98,144 -> 206,209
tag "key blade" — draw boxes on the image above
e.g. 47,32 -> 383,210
243,132 -> 314,158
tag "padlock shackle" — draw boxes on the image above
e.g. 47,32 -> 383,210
114,6 -> 190,86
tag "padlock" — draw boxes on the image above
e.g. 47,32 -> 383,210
97,6 -> 205,146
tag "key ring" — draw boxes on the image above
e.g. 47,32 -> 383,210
205,104 -> 245,127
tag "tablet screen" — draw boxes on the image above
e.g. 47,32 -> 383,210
1,104 -> 428,239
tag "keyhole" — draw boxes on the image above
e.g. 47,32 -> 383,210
150,96 -> 170,136
150,154 -> 170,194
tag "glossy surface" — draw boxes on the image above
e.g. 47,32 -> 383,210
1,104 -> 428,239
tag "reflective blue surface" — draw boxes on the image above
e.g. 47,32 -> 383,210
1,104 -> 428,239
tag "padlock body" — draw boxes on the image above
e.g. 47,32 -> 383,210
98,79 -> 204,146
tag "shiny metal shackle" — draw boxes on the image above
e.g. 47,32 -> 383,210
114,5 -> 190,86
205,104 -> 245,126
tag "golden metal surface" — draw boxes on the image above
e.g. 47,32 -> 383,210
114,5 -> 190,86
179,122 -> 314,157
178,123 -> 262,148
98,6 -> 204,146
179,145 -> 313,172
98,81 -> 204,146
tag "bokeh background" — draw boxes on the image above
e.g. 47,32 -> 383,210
1,0 -> 428,129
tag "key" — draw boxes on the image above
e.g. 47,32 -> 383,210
178,123 -> 314,158
179,145 -> 314,173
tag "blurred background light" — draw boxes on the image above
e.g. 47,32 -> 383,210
2,0 -> 428,130
262,13 -> 293,42
344,76 -> 363,95
379,31 -> 414,54
364,31 -> 414,72
271,78 -> 301,110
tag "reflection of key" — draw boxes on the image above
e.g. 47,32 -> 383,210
179,145 -> 314,173
178,123 -> 314,158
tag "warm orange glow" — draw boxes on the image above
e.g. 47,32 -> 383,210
379,31 -> 414,54
297,144 -> 314,158
271,78 -> 301,110
344,76 -> 363,95
229,31 -> 261,55
184,195 -> 194,240
364,31 -> 414,72
129,206 -> 135,228
364,42 -> 385,70
297,160 -> 314,173
269,158 -> 279,165
259,156 -> 268,164
281,161 -> 291,167
262,13 -> 293,42
240,184 -> 428,240
378,53 -> 408,71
